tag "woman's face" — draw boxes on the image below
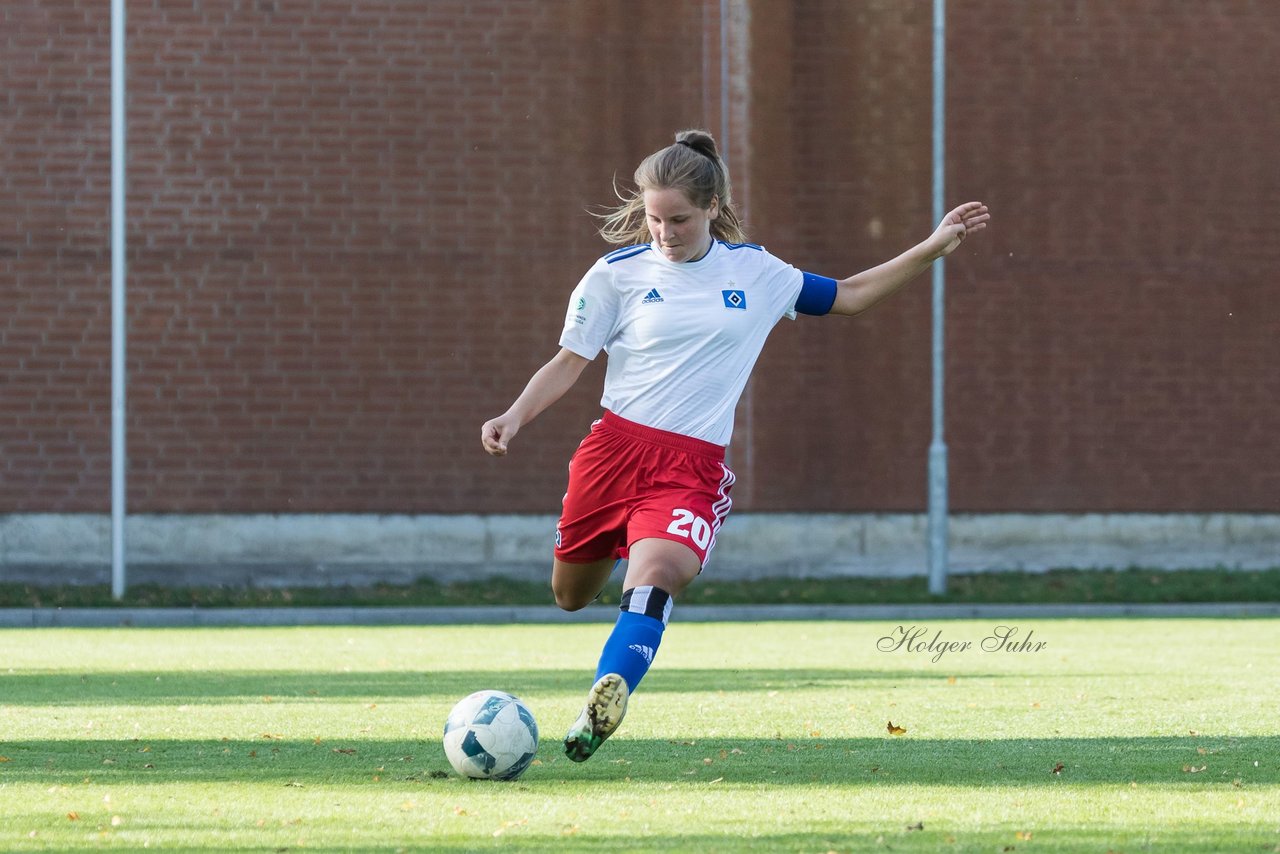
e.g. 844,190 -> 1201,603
644,187 -> 719,263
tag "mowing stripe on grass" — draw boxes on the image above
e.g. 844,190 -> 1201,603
2,601 -> 1279,628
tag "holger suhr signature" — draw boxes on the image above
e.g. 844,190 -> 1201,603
877,624 -> 1047,663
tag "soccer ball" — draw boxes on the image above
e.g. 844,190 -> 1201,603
442,690 -> 539,781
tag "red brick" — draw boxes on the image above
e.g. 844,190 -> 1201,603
3,0 -> 1277,513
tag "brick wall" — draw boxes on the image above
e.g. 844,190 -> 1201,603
3,0 -> 1277,514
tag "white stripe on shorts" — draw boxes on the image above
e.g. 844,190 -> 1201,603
701,463 -> 736,567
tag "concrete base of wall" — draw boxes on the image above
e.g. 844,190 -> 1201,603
1,513 -> 1276,587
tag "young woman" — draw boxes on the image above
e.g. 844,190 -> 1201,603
481,129 -> 989,762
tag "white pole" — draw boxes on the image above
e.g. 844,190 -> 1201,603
927,0 -> 948,595
111,0 -> 127,599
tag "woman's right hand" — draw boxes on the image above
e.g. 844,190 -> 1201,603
480,348 -> 592,457
481,414 -> 519,456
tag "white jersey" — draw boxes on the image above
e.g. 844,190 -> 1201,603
559,239 -> 805,445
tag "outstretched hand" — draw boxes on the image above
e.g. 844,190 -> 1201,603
931,202 -> 990,257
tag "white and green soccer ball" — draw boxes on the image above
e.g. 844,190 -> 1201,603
442,690 -> 539,781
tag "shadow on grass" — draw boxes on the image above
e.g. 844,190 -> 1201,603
0,667 -> 1017,705
376,823 -> 1280,854
1,735 -> 1274,788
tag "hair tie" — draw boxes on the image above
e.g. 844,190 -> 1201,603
676,138 -> 709,159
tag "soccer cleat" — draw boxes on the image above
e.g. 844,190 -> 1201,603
563,672 -> 629,762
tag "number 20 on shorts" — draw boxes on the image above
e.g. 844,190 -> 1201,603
666,508 -> 712,550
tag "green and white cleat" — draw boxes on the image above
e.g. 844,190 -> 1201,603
563,673 -> 629,762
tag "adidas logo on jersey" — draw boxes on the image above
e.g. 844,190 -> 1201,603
642,288 -> 664,304
628,643 -> 655,663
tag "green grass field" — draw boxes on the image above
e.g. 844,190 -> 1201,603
5,566 -> 1280,608
1,619 -> 1277,852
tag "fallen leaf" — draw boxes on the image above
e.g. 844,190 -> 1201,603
1183,765 -> 1207,773
333,748 -> 357,755
0,757 -> 10,763
1052,762 -> 1064,775
67,812 -> 80,821
1016,831 -> 1033,841
906,821 -> 924,831
887,721 -> 907,736
946,676 -> 957,684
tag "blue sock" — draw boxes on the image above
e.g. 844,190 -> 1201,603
594,586 -> 672,691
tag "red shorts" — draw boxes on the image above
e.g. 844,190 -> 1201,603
554,411 -> 736,568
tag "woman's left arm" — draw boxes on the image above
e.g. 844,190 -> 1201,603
829,202 -> 989,317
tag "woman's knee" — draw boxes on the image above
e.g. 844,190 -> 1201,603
623,538 -> 701,596
550,557 -> 616,611
552,584 -> 594,612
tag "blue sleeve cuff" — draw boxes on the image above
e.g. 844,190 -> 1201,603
795,272 -> 838,316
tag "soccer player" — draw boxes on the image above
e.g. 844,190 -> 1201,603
480,129 -> 989,762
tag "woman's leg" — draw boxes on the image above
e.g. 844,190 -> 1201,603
563,537 -> 700,762
621,537 -> 701,596
550,556 -> 618,611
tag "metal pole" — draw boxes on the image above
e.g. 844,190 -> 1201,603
111,0 -> 127,599
927,0 -> 948,595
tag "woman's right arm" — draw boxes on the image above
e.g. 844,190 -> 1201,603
480,347 -> 592,456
